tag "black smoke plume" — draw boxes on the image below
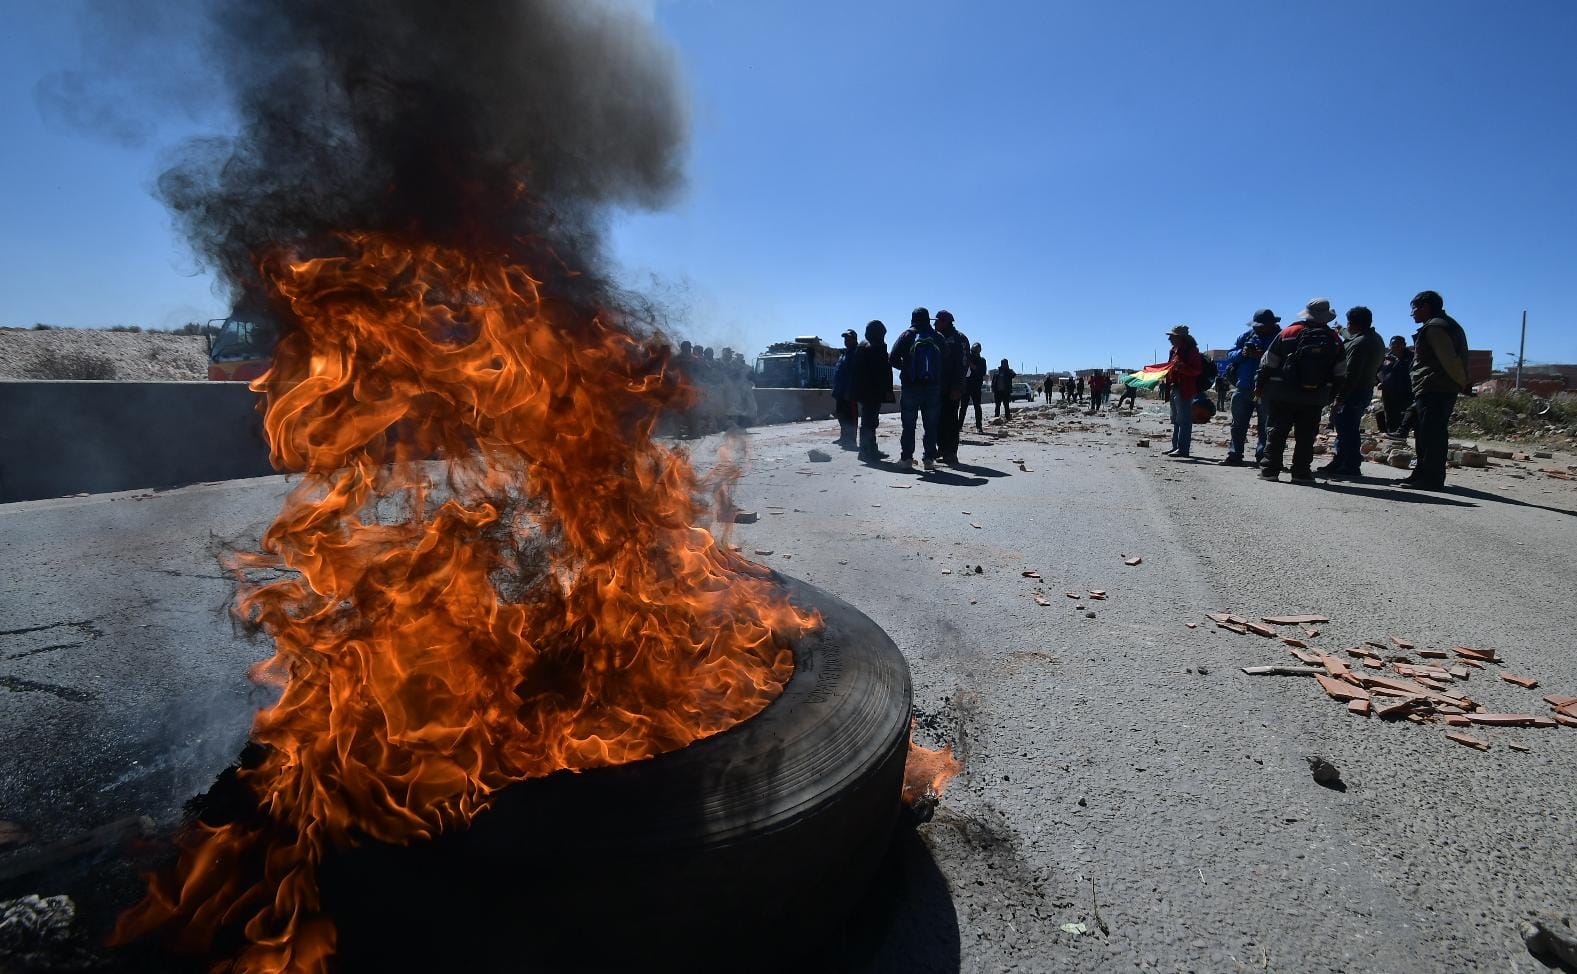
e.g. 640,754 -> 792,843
152,0 -> 688,303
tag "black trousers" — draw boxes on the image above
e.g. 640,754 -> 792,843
858,399 -> 883,454
1380,390 -> 1413,436
1411,390 -> 1456,487
1263,399 -> 1322,476
994,394 -> 1011,418
939,393 -> 964,459
957,388 -> 984,433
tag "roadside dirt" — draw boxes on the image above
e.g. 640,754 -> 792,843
0,328 -> 208,382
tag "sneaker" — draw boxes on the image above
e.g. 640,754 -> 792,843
875,450 -> 891,459
1163,448 -> 1180,457
1259,468 -> 1280,480
1397,479 -> 1443,491
1384,431 -> 1409,442
1172,450 -> 1191,458
1290,470 -> 1315,482
1315,462 -> 1341,474
923,459 -> 937,471
1222,455 -> 1243,467
901,456 -> 916,468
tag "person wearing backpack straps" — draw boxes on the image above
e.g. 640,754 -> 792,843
889,306 -> 944,470
934,310 -> 971,465
1255,298 -> 1347,482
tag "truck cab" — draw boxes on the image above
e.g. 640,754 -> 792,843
206,310 -> 278,381
753,337 -> 839,388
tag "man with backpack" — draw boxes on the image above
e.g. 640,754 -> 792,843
889,307 -> 944,470
1377,335 -> 1415,437
1255,298 -> 1347,482
853,320 -> 894,463
1320,306 -> 1385,478
934,310 -> 971,465
1402,290 -> 1470,490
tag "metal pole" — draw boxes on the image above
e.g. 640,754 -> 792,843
1515,310 -> 1526,391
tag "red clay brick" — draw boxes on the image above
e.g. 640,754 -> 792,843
1348,699 -> 1370,716
1445,732 -> 1490,751
1499,673 -> 1539,690
1316,675 -> 1369,702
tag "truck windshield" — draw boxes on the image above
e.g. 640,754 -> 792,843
210,317 -> 278,362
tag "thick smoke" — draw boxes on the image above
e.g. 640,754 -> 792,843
155,0 -> 688,302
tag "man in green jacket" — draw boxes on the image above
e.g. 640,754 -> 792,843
1320,306 -> 1386,477
1401,290 -> 1469,490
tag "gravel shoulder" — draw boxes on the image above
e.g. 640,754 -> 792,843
0,327 -> 209,381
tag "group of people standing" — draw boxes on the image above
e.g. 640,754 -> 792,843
1171,290 -> 1469,490
673,341 -> 757,437
830,308 -> 1017,469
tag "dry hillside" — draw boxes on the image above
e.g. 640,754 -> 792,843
0,327 -> 209,381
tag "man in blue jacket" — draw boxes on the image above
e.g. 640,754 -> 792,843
1222,309 -> 1280,466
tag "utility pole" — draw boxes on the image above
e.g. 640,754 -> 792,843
1516,310 -> 1526,392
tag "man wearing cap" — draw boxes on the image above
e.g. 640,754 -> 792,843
934,310 -> 970,465
1161,325 -> 1205,457
1221,310 -> 1280,466
1255,298 -> 1346,482
1320,306 -> 1385,478
830,328 -> 860,449
1402,290 -> 1469,490
889,307 -> 944,470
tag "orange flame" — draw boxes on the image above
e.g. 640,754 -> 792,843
114,232 -> 817,972
901,724 -> 962,806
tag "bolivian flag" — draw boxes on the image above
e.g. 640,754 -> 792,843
1122,363 -> 1170,389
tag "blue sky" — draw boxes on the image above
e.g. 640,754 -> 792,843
3,0 -> 1573,371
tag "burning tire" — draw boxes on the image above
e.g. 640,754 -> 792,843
317,573 -> 912,970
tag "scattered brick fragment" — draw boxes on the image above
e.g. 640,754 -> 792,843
1544,695 -> 1577,709
1348,699 -> 1370,717
1217,621 -> 1250,635
1418,650 -> 1448,659
1021,571 -> 1042,579
1499,672 -> 1540,690
1124,557 -> 1143,566
1281,637 -> 1309,649
1244,622 -> 1277,638
1445,732 -> 1490,751
1444,715 -> 1471,727
1508,743 -> 1531,753
1316,675 -> 1369,702
1262,614 -> 1330,625
1454,646 -> 1500,662
1390,635 -> 1415,650
1466,714 -> 1548,727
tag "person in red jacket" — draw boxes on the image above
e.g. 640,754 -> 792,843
1162,325 -> 1205,457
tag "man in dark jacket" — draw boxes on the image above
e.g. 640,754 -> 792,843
1320,306 -> 1385,477
1161,325 -> 1205,457
853,320 -> 894,462
1256,298 -> 1347,482
991,360 -> 1017,419
1402,290 -> 1469,490
889,307 -> 943,470
934,310 -> 970,465
1377,336 -> 1414,436
1222,309 -> 1280,466
962,343 -> 988,433
830,329 -> 859,449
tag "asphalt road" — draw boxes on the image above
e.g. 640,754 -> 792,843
3,402 -> 1575,973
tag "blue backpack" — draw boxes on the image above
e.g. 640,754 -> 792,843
909,330 -> 941,384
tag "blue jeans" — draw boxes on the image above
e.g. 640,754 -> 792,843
1170,394 -> 1193,454
899,383 -> 942,462
1228,389 -> 1266,460
1331,392 -> 1372,473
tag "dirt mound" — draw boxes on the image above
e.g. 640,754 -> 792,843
0,328 -> 209,381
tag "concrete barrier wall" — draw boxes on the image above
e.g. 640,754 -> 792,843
0,382 -> 906,503
0,381 -> 274,504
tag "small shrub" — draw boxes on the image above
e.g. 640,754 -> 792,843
32,322 -> 52,330
1453,391 -> 1577,437
32,348 -> 118,380
109,324 -> 143,333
